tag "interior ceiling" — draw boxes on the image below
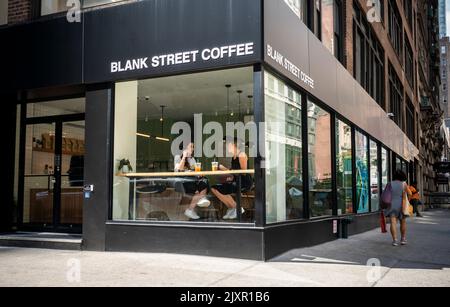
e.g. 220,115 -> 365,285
32,98 -> 86,114
137,67 -> 254,120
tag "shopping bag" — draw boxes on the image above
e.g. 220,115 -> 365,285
402,192 -> 412,217
380,212 -> 387,233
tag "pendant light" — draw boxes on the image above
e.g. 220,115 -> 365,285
157,105 -> 170,142
225,84 -> 232,118
237,90 -> 242,118
247,95 -> 253,115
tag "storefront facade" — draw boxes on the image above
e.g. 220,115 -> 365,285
1,0 -> 418,260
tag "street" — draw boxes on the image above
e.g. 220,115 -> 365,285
0,209 -> 449,287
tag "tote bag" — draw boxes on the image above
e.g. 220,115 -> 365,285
381,183 -> 392,209
402,190 -> 412,217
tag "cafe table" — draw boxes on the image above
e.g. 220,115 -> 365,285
116,170 -> 255,221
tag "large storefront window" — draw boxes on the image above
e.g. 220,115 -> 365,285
308,101 -> 332,217
335,119 -> 353,215
370,140 -> 380,212
355,131 -> 369,213
265,73 -> 303,223
113,67 -> 255,223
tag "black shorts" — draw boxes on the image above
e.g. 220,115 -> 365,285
212,176 -> 252,195
175,178 -> 209,195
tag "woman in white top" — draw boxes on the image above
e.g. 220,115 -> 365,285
174,143 -> 210,220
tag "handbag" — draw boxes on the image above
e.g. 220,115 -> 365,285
381,183 -> 392,210
402,191 -> 412,217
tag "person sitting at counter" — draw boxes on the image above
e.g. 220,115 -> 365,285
211,138 -> 252,220
174,142 -> 210,220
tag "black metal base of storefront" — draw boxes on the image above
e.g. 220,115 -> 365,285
102,213 -> 379,261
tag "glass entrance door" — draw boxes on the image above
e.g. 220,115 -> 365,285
18,98 -> 86,232
22,123 -> 57,228
20,114 -> 85,232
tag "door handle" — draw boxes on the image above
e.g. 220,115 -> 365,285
55,154 -> 62,172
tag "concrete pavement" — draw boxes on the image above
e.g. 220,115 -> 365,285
0,209 -> 449,287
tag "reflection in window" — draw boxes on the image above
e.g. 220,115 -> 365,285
336,119 -> 353,215
41,0 -> 125,15
355,131 -> 369,213
370,140 -> 380,212
265,73 -> 304,223
0,0 -> 7,25
113,67 -> 255,223
322,0 -> 335,55
308,101 -> 332,217
381,147 -> 389,190
284,0 -> 308,22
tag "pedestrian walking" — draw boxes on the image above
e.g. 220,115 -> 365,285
381,170 -> 412,246
408,181 -> 423,217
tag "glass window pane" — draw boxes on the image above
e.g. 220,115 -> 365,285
113,67 -> 255,223
265,72 -> 304,224
284,0 -> 308,22
23,123 -> 56,225
355,131 -> 369,213
322,0 -> 335,54
308,101 -> 332,218
336,119 -> 353,215
0,0 -> 7,25
84,0 -> 124,8
370,140 -> 380,212
41,0 -> 68,15
60,121 -> 85,226
27,98 -> 85,118
381,147 -> 389,190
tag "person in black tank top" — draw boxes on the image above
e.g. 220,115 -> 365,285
211,138 -> 253,220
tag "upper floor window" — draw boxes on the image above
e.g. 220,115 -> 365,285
0,0 -> 8,25
321,0 -> 344,63
405,37 -> 414,88
403,0 -> 413,30
41,0 -> 125,16
284,0 -> 308,22
389,63 -> 404,129
353,1 -> 385,107
388,0 -> 403,59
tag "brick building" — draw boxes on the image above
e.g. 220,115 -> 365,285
0,0 -> 444,259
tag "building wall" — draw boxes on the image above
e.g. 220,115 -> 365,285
7,0 -> 31,24
440,37 -> 450,119
4,0 -> 443,197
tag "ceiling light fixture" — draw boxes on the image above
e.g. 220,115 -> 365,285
247,95 -> 253,115
237,90 -> 243,118
225,84 -> 232,118
158,105 -> 170,142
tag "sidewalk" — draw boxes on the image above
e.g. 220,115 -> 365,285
0,210 -> 449,287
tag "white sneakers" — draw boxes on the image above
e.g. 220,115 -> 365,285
196,198 -> 211,208
223,207 -> 245,220
185,204 -> 244,220
184,209 -> 200,220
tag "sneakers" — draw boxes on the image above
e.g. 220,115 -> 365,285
184,209 -> 200,220
196,197 -> 211,208
392,241 -> 399,247
401,239 -> 408,246
223,207 -> 245,220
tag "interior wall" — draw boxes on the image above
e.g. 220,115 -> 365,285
113,81 -> 137,220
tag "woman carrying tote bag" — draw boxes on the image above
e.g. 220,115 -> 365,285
383,170 -> 412,246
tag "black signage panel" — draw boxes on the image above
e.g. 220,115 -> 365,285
0,17 -> 83,91
84,0 -> 262,83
